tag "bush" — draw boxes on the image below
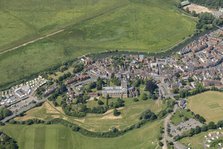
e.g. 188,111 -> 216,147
98,100 -> 104,105
139,109 -> 157,121
141,93 -> 148,100
133,98 -> 139,102
113,109 -> 121,116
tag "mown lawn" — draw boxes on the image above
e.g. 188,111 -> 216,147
0,121 -> 162,149
0,0 -> 196,88
187,91 -> 223,122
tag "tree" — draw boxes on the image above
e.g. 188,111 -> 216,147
140,109 -> 157,121
190,0 -> 223,8
133,98 -> 139,102
98,100 -> 104,105
145,80 -> 158,95
0,108 -> 12,120
0,132 -> 18,149
96,77 -> 103,90
113,108 -> 121,116
133,79 -> 141,87
73,63 -> 84,73
106,95 -> 109,107
114,98 -> 125,108
141,93 -> 148,100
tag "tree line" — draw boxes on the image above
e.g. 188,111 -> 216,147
190,0 -> 223,8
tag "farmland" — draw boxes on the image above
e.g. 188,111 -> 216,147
0,0 -> 123,51
0,121 -> 162,149
187,91 -> 223,122
0,0 -> 196,88
15,99 -> 165,131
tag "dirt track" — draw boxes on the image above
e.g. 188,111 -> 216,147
0,29 -> 64,55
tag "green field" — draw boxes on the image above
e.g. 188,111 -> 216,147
0,0 -> 196,88
0,0 -> 123,51
16,99 -> 165,131
180,130 -> 223,149
171,109 -> 194,125
0,121 -> 162,149
188,91 -> 223,122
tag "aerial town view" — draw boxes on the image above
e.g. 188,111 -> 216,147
1,0 -> 223,149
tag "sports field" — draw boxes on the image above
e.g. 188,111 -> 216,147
187,91 -> 223,122
16,99 -> 164,131
0,121 -> 162,149
0,0 -> 196,88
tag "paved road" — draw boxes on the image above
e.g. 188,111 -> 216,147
162,104 -> 178,149
174,142 -> 188,149
1,98 -> 46,123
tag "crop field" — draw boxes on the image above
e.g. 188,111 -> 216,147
187,91 -> 223,122
0,0 -> 196,88
0,121 -> 162,149
15,99 -> 165,131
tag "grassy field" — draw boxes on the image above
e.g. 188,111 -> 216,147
0,0 -> 123,51
188,91 -> 223,122
171,109 -> 194,125
0,0 -> 196,88
180,130 -> 223,149
0,121 -> 162,149
15,99 -> 165,131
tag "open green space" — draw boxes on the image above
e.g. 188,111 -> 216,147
0,0 -> 196,88
180,130 -> 223,149
187,91 -> 223,123
0,121 -> 162,149
171,109 -> 194,125
16,99 -> 165,131
0,0 -> 123,51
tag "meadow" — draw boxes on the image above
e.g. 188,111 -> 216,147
15,99 -> 165,131
0,0 -> 123,51
187,91 -> 223,122
0,0 -> 196,88
0,121 -> 162,149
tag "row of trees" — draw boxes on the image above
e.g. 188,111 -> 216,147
61,97 -> 125,118
0,131 -> 18,149
196,13 -> 223,32
9,109 -> 158,139
189,0 -> 223,8
0,108 -> 12,120
178,83 -> 206,98
175,120 -> 223,141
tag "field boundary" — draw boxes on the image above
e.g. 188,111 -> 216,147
9,116 -> 158,138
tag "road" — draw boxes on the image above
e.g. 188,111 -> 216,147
162,104 -> 178,149
1,98 -> 46,123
